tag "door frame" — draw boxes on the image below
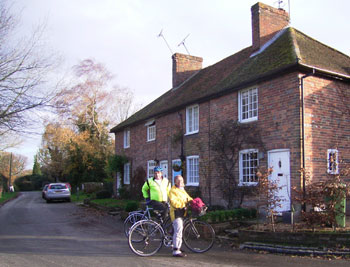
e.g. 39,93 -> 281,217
160,160 -> 168,180
267,149 -> 291,212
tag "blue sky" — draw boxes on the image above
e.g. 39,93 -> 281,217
9,0 -> 350,169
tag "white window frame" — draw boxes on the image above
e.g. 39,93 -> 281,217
239,149 -> 259,186
186,104 -> 199,135
186,155 -> 199,186
238,87 -> 258,123
147,160 -> 156,178
327,149 -> 339,174
123,163 -> 130,184
124,129 -> 130,148
147,125 -> 156,141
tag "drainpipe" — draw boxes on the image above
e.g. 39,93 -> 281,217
299,69 -> 315,211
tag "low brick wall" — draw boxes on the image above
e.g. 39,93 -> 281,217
238,230 -> 350,248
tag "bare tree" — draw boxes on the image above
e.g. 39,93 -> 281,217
0,1 -> 58,136
0,152 -> 27,186
211,120 -> 265,208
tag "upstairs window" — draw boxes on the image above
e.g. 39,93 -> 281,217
239,87 -> 258,123
186,156 -> 199,186
327,149 -> 339,174
239,149 -> 259,185
186,104 -> 199,134
147,160 -> 156,178
147,125 -> 156,141
124,163 -> 130,184
124,129 -> 130,148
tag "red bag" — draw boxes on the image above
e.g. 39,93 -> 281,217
190,197 -> 206,216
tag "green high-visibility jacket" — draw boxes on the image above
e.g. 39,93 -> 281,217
142,177 -> 171,202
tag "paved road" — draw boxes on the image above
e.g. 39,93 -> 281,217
0,192 -> 349,267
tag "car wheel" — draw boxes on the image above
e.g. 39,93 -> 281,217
66,198 -> 71,202
46,199 -> 51,203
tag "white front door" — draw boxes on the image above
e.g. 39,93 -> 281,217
160,160 -> 168,180
268,149 -> 291,212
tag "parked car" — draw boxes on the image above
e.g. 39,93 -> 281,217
45,183 -> 71,203
42,184 -> 49,199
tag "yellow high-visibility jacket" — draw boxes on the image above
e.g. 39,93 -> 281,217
169,185 -> 193,221
142,177 -> 170,202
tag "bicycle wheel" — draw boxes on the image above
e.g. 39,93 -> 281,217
128,220 -> 164,257
183,220 -> 215,253
124,212 -> 144,237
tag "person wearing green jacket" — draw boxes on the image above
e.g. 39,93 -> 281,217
142,166 -> 171,220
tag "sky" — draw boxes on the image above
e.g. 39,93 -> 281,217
7,0 -> 350,169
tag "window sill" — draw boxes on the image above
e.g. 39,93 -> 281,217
238,182 -> 258,187
147,139 -> 155,142
186,183 -> 199,187
239,117 -> 258,124
185,131 -> 199,136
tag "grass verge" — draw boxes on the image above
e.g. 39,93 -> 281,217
0,192 -> 18,204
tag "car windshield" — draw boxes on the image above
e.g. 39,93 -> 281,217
50,185 -> 66,190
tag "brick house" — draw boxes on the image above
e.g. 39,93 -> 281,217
111,2 -> 350,212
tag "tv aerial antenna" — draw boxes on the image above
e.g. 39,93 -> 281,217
274,0 -> 291,23
157,29 -> 173,55
178,33 -> 190,55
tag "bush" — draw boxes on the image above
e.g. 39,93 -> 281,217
124,200 -> 139,212
200,208 -> 257,223
83,182 -> 103,194
118,186 -> 130,199
14,174 -> 51,191
207,205 -> 226,211
95,190 -> 112,199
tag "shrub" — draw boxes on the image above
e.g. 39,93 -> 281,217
200,208 -> 257,223
95,190 -> 112,199
118,186 -> 130,199
207,205 -> 226,211
124,200 -> 139,212
83,182 -> 103,194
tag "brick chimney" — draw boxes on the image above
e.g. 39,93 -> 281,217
251,2 -> 290,51
172,53 -> 203,88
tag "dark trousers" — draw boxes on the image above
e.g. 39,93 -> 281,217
149,200 -> 168,221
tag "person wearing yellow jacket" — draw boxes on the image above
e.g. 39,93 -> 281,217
169,175 -> 193,257
142,166 -> 170,220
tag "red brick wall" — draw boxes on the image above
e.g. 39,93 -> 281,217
115,72 -> 304,207
114,71 -> 350,208
303,76 -> 350,183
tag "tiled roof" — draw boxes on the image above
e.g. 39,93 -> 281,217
111,27 -> 350,133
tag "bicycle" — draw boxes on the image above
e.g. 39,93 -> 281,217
124,203 -> 171,237
128,208 -> 215,257
123,205 -> 152,237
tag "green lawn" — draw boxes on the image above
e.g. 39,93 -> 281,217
0,192 -> 18,204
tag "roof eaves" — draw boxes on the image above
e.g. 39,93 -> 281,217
298,62 -> 350,81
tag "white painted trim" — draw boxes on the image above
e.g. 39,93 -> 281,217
238,87 -> 258,123
238,149 -> 259,186
147,124 -> 156,142
327,149 -> 339,174
186,155 -> 199,186
186,104 -> 199,135
160,160 -> 168,180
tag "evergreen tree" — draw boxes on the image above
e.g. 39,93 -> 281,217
32,155 -> 42,175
